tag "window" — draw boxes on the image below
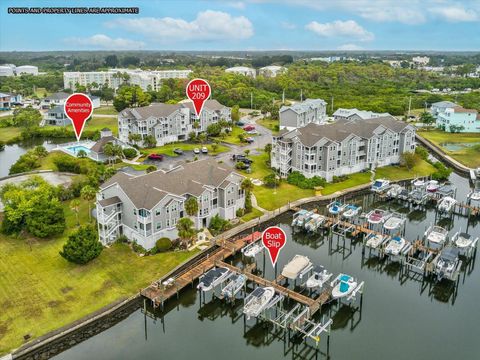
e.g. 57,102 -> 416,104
133,209 -> 137,215
156,222 -> 162,230
155,209 -> 161,216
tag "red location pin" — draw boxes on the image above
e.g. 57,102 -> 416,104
64,93 -> 93,141
262,226 -> 287,267
186,78 -> 211,117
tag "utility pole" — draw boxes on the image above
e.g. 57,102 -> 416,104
407,96 -> 412,118
300,89 -> 303,102
331,95 -> 334,113
282,89 -> 285,104
250,92 -> 253,110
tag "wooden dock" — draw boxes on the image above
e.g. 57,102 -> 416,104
141,231 -> 262,308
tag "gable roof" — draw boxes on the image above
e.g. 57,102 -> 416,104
100,159 -> 243,209
333,108 -> 390,120
432,101 -> 458,108
90,136 -> 115,154
45,92 -> 70,101
280,99 -> 326,115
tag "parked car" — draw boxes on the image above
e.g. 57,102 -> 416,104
148,153 -> 164,161
194,148 -> 200,154
232,154 -> 253,164
243,125 -> 255,131
236,121 -> 245,126
201,146 -> 208,154
173,148 -> 184,155
245,137 -> 255,144
246,130 -> 258,135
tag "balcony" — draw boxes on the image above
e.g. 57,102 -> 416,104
137,215 -> 151,224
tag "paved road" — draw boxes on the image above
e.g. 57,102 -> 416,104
0,172 -> 75,211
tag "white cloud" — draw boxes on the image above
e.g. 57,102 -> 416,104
281,21 -> 296,29
306,20 -> 374,41
66,34 -> 145,50
337,43 -> 364,50
227,1 -> 246,10
106,10 -> 254,42
429,6 -> 478,22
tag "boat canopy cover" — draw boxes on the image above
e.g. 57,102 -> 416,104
340,274 -> 351,282
339,281 -> 349,293
282,255 -> 312,279
459,232 -> 471,240
440,247 -> 460,262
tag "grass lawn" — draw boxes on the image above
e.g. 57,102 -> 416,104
0,198 -> 197,354
257,118 -> 279,133
241,208 -> 263,222
0,127 -> 21,142
33,87 -> 50,98
141,143 -> 229,157
253,183 -> 314,211
418,130 -> 480,168
214,126 -> 247,146
38,151 -> 65,170
320,172 -> 372,195
375,159 -> 436,181
239,151 -> 272,180
86,116 -> 118,133
94,106 -> 118,116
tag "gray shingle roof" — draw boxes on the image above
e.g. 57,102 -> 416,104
45,92 -> 70,101
100,159 -> 243,209
279,116 -> 410,147
432,101 -> 458,108
99,196 -> 122,207
280,99 -> 326,115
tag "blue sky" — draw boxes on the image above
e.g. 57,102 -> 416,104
1,0 -> 479,51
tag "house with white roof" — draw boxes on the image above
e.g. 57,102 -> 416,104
279,99 -> 327,130
333,108 -> 391,122
225,66 -> 256,78
259,65 -> 286,78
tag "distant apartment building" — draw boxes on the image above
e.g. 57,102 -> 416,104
225,66 -> 256,78
0,93 -> 11,110
432,101 -> 480,133
0,64 -> 38,76
271,116 -> 416,181
63,69 -> 193,91
118,99 -> 231,146
96,159 -> 245,249
279,99 -> 327,130
259,65 -> 286,77
412,56 -> 430,66
333,108 -> 390,122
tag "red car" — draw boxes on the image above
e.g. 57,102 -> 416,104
148,153 -> 164,161
243,124 -> 255,131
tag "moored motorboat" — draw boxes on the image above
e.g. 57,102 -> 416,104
292,209 -> 313,227
426,180 -> 440,193
435,247 -> 460,281
243,286 -> 275,320
221,274 -> 247,298
371,179 -> 391,193
331,274 -> 358,299
281,255 -> 313,280
412,178 -> 426,188
437,196 -> 457,213
304,213 -> 326,232
367,209 -> 391,224
425,225 -> 449,249
365,233 -> 386,249
452,231 -> 478,249
242,242 -> 263,258
342,204 -> 362,219
328,201 -> 346,215
197,267 -> 232,291
383,213 -> 406,231
386,184 -> 404,199
384,236 -> 409,256
305,265 -> 332,289
468,188 -> 480,202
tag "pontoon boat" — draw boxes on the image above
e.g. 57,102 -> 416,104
437,196 -> 457,213
197,267 -> 232,291
243,286 -> 275,320
342,204 -> 362,219
281,255 -> 313,280
331,274 -> 358,299
468,189 -> 480,202
305,265 -> 333,289
412,178 -> 426,188
371,179 -> 391,193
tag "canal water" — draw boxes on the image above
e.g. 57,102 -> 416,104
52,173 -> 480,360
0,138 -> 68,177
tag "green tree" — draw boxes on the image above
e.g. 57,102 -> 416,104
143,134 -> 157,148
400,152 -> 419,170
184,196 -> 199,217
13,107 -> 42,128
231,105 -> 240,122
77,149 -> 88,158
81,185 -> 96,222
105,54 -> 119,67
26,198 -> 66,238
155,237 -> 172,252
420,112 -> 435,127
241,178 -> 254,213
211,141 -> 219,153
176,217 -> 196,247
198,133 -> 207,144
128,133 -> 142,146
60,224 -> 103,264
70,199 -> 81,226
113,85 -> 151,111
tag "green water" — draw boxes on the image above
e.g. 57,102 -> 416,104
54,173 -> 480,360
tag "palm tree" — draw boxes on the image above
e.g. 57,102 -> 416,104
81,185 -> 96,222
128,133 -> 142,146
185,197 -> 199,218
70,199 -> 81,226
103,142 -> 114,165
176,217 -> 196,247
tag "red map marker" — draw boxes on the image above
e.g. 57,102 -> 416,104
262,226 -> 287,267
186,78 -> 211,117
64,93 -> 93,141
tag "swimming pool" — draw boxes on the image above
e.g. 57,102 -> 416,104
66,145 -> 91,156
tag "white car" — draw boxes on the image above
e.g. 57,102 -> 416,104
201,146 -> 208,154
193,148 -> 200,154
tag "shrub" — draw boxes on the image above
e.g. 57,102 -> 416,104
146,165 -> 157,173
123,148 -> 137,159
26,199 -> 66,238
60,224 -> 102,264
155,237 -> 173,252
263,173 -> 280,188
415,146 -> 429,160
208,214 -> 231,235
431,161 -> 452,181
332,175 -> 349,183
0,140 -> 5,151
287,171 -> 326,189
400,152 -> 419,170
236,208 -> 245,217
207,123 -> 222,137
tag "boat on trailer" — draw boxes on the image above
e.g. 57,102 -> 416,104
365,233 -> 387,249
292,209 -> 313,228
371,179 -> 391,193
435,247 -> 461,281
386,184 -> 404,199
243,286 -> 275,320
305,265 -> 333,289
197,267 -> 232,291
281,255 -> 313,280
437,196 -> 457,213
342,204 -> 362,219
384,236 -> 410,256
426,180 -> 440,193
367,209 -> 391,225
328,201 -> 346,215
331,274 -> 358,299
222,274 -> 246,299
304,213 -> 326,232
425,225 -> 449,249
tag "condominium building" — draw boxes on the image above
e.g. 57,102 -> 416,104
271,116 -> 416,181
63,69 -> 193,91
259,65 -> 287,78
96,159 -> 245,249
0,64 -> 38,76
333,108 -> 390,122
279,99 -> 327,130
118,100 -> 231,146
225,66 -> 256,78
434,105 -> 480,133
